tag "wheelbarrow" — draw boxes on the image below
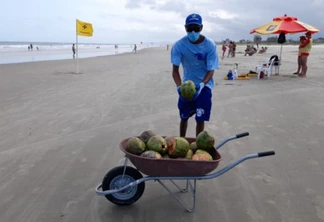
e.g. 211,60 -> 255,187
95,132 -> 275,212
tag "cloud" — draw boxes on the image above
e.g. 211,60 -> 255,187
1,0 -> 323,43
125,0 -> 156,9
208,10 -> 239,20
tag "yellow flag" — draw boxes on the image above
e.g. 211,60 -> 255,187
76,19 -> 93,37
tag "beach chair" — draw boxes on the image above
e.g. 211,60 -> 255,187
255,59 -> 270,75
256,58 -> 276,79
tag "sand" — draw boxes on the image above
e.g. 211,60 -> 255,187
0,44 -> 324,222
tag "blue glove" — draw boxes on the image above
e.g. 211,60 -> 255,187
192,82 -> 205,101
177,86 -> 188,102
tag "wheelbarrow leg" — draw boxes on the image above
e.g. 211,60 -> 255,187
157,179 -> 197,212
121,157 -> 128,179
169,179 -> 189,193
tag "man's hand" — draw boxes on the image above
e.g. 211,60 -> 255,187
177,86 -> 188,102
177,86 -> 181,96
192,82 -> 205,101
177,82 -> 205,101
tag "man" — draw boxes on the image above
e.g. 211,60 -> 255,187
293,36 -> 306,75
171,13 -> 219,137
232,41 -> 236,57
299,31 -> 313,78
72,44 -> 76,59
132,44 -> 137,53
221,41 -> 226,59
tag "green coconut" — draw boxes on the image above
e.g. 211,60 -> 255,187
196,130 -> 215,151
126,137 -> 146,155
180,80 -> 196,100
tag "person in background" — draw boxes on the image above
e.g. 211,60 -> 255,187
221,41 -> 226,59
72,44 -> 76,59
232,41 -> 236,57
298,31 -> 313,78
227,41 -> 233,57
258,46 -> 265,53
293,36 -> 306,75
132,44 -> 137,53
171,13 -> 219,137
114,44 -> 118,54
244,45 -> 253,56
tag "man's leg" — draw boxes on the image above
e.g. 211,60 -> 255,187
304,57 -> 308,75
300,56 -> 308,77
303,56 -> 308,76
300,56 -> 305,75
180,119 -> 188,137
294,56 -> 301,74
178,98 -> 195,137
195,87 -> 212,136
196,121 -> 204,136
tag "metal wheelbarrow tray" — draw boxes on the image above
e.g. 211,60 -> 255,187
95,132 -> 275,212
120,137 -> 221,177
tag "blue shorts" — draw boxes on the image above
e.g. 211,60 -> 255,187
178,87 -> 212,122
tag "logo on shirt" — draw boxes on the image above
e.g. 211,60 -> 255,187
196,108 -> 204,117
195,53 -> 206,60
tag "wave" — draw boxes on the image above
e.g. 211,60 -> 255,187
0,44 -> 162,64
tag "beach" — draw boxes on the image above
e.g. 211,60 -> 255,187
0,44 -> 324,222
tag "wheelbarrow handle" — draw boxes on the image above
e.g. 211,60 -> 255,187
258,151 -> 275,157
235,132 -> 249,138
215,132 -> 249,150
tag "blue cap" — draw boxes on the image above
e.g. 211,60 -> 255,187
185,13 -> 202,26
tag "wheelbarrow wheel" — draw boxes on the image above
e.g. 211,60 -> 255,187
102,166 -> 145,206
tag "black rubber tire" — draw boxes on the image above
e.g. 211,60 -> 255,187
102,166 -> 145,206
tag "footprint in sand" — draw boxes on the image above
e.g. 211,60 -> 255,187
307,189 -> 324,221
313,196 -> 324,221
248,172 -> 273,184
266,199 -> 276,205
17,164 -> 34,176
307,159 -> 319,166
246,207 -> 263,221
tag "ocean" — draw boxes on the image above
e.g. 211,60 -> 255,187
0,42 -> 162,64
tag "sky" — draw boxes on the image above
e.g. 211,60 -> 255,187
1,0 -> 323,44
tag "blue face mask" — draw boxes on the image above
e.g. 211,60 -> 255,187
187,32 -> 200,42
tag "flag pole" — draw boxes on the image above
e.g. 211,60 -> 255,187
76,20 -> 79,74
76,34 -> 79,74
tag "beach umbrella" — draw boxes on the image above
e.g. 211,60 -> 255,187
250,14 -> 320,65
250,14 -> 320,35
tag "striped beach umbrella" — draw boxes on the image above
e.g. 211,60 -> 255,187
249,15 -> 320,74
250,15 -> 320,35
